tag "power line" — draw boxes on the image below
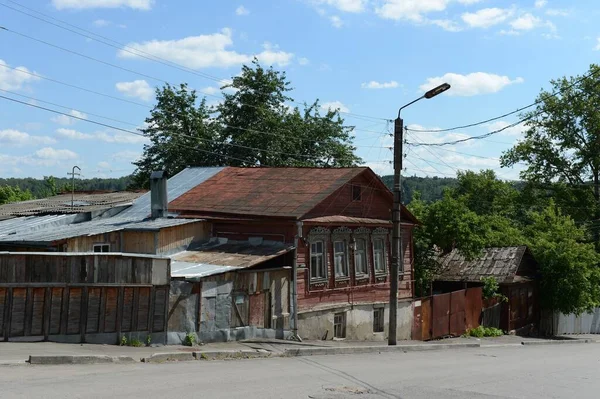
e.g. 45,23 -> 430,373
0,4 -> 389,122
406,65 -> 600,133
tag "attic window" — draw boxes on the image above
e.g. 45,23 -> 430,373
352,184 -> 362,202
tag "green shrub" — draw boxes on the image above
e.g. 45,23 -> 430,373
464,326 -> 503,337
184,332 -> 196,347
129,339 -> 144,347
120,336 -> 128,346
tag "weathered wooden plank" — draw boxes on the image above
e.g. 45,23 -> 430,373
0,288 -> 5,338
131,287 -> 139,331
152,287 -> 167,332
67,288 -> 82,335
3,287 -> 12,340
43,287 -> 51,340
98,287 -> 107,334
121,287 -> 134,332
60,287 -> 69,335
86,288 -> 102,334
30,288 -> 45,336
49,288 -> 63,335
137,287 -> 150,331
104,287 -> 118,333
10,288 -> 26,336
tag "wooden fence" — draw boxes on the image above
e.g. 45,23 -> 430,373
413,287 -> 483,340
0,253 -> 170,343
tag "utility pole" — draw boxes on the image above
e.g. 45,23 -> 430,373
389,83 -> 450,346
68,165 -> 81,211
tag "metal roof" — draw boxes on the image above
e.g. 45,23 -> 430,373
0,214 -> 81,238
119,167 -> 225,219
0,192 -> 145,217
170,238 -> 293,280
436,246 -> 536,284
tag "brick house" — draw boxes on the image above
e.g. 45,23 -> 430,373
169,166 -> 418,341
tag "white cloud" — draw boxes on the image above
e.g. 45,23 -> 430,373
0,59 -> 40,91
115,79 -> 154,101
321,101 -> 350,113
0,129 -> 56,146
235,5 -> 249,15
361,80 -> 399,89
97,161 -> 112,169
314,0 -> 366,13
420,72 -> 524,96
52,0 -> 152,10
51,110 -> 88,126
56,128 -> 149,144
298,57 -> 310,66
535,0 -> 547,8
462,8 -> 513,28
546,9 -> 569,16
118,28 -> 294,69
487,121 -> 526,136
200,86 -> 220,95
510,13 -> 542,30
430,19 -> 463,32
375,0 -> 450,22
34,147 -> 78,160
457,0 -> 482,4
111,150 -> 141,162
93,19 -> 111,27
330,15 -> 344,28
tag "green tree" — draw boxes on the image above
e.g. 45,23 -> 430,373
217,59 -> 361,167
501,64 -> 600,246
131,83 -> 219,188
524,204 -> 600,314
0,185 -> 34,205
44,176 -> 57,197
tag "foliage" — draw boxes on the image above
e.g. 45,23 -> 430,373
131,60 -> 361,188
129,338 -> 144,347
481,277 -> 508,303
146,335 -> 152,347
501,64 -> 600,246
0,185 -> 34,205
44,176 -> 57,197
184,332 -> 196,347
0,176 -> 133,198
464,326 -> 503,338
120,336 -> 128,346
381,175 -> 457,203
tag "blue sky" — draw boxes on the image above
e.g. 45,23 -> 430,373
0,0 -> 597,180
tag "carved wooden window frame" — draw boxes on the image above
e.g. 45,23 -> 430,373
332,227 -> 352,280
372,227 -> 390,276
307,227 -> 330,282
353,227 -> 370,279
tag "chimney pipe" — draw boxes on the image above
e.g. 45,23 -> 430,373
150,170 -> 168,219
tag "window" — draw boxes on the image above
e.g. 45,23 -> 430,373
352,184 -> 362,201
354,238 -> 367,275
310,241 -> 326,280
334,312 -> 346,338
93,244 -> 110,253
373,308 -> 384,333
334,240 -> 348,277
373,238 -> 386,273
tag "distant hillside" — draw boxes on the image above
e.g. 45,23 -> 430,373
381,175 -> 457,203
0,176 -> 134,199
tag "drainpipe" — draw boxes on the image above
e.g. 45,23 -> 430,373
290,221 -> 303,342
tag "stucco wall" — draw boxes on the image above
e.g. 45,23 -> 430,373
298,300 -> 413,341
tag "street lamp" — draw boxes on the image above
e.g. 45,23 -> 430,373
388,83 -> 450,346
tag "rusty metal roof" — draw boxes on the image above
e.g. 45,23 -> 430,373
436,246 -> 533,284
170,238 -> 293,279
302,216 -> 392,225
0,192 -> 145,217
169,167 -> 369,218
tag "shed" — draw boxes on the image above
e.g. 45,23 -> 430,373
433,246 -> 539,332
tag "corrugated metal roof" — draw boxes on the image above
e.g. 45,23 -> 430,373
169,167 -> 368,218
170,238 -> 293,279
0,192 -> 144,216
120,167 -> 225,219
0,214 -> 80,238
436,246 -> 531,284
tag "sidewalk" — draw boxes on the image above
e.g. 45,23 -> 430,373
0,334 -> 597,366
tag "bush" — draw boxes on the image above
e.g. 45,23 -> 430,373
184,332 -> 196,347
464,326 -> 503,338
129,339 -> 144,347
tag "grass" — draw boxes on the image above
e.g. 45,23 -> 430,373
464,326 -> 504,338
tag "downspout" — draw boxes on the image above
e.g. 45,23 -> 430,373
290,221 -> 303,342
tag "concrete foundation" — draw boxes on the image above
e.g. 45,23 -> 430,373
167,326 -> 292,345
298,301 -> 413,341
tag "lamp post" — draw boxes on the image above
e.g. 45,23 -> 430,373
388,83 -> 450,346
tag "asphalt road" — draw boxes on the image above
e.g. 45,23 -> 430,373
1,344 -> 599,399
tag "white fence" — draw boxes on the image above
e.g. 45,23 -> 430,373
541,308 -> 600,335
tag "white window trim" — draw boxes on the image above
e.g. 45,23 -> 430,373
93,243 -> 110,253
333,240 -> 349,278
310,240 -> 327,281
332,227 -> 352,280
353,227 -> 371,278
308,227 -> 330,282
372,229 -> 389,275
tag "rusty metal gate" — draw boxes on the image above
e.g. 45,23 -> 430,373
413,287 -> 483,340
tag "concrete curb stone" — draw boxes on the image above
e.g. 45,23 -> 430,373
140,352 -> 194,363
193,349 -> 272,360
521,339 -> 592,346
283,343 -> 480,357
28,355 -> 136,365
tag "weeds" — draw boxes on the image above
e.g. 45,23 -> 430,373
464,326 -> 503,338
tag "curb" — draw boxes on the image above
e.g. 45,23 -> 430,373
194,349 -> 272,360
521,339 -> 592,346
141,352 -> 195,363
283,343 -> 479,357
28,355 -> 136,365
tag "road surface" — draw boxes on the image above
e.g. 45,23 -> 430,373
1,344 -> 599,398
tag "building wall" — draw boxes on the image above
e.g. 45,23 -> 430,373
157,222 -> 210,254
298,301 -> 413,341
67,232 -> 121,253
122,231 -> 155,254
